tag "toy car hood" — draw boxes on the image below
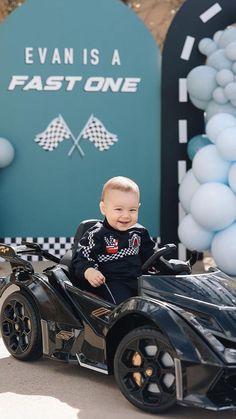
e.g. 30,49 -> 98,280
140,269 -> 236,359
140,269 -> 236,307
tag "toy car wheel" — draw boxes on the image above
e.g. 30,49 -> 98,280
114,327 -> 176,413
0,292 -> 42,361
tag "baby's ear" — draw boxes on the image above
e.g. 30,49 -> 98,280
99,201 -> 105,215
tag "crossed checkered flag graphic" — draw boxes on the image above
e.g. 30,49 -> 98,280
34,116 -> 71,151
34,114 -> 118,157
81,116 -> 118,151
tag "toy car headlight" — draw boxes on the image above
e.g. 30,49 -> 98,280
180,310 -> 236,364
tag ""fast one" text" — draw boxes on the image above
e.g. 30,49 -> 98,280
8,76 -> 141,92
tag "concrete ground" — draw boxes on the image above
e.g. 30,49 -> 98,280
0,259 -> 235,419
0,337 -> 236,419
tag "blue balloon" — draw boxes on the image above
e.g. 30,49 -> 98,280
187,135 -> 211,160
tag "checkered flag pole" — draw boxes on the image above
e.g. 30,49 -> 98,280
34,115 -> 71,151
82,115 -> 118,151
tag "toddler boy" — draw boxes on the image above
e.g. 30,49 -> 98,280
72,176 -> 157,304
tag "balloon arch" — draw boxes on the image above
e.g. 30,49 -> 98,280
161,0 -> 236,275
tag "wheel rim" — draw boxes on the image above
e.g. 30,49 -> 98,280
117,334 -> 176,408
1,298 -> 33,355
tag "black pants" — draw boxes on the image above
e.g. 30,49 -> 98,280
79,277 -> 138,305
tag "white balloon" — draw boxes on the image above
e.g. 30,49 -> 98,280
228,162 -> 236,193
218,27 -> 236,48
192,144 -> 231,184
205,101 -> 236,121
178,214 -> 214,251
187,66 -> 217,101
190,182 -> 236,231
211,223 -> 236,275
206,49 -> 232,70
212,87 -> 228,104
205,112 -> 236,142
0,137 -> 15,168
216,126 -> 236,160
198,38 -> 217,56
216,69 -> 234,86
226,41 -> 236,61
224,82 -> 236,100
178,169 -> 200,213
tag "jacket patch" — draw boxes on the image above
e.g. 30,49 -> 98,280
129,233 -> 141,250
104,236 -> 119,254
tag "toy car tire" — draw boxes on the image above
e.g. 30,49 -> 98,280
114,327 -> 176,413
0,292 -> 42,361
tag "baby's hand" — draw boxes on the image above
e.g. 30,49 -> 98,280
84,267 -> 105,287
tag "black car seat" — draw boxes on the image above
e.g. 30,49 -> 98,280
60,219 -> 100,268
46,220 -> 100,295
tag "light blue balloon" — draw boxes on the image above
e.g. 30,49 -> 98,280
0,137 -> 15,168
198,38 -> 217,57
211,223 -> 236,275
216,69 -> 234,86
205,101 -> 236,121
187,134 -> 211,160
231,62 -> 236,74
226,41 -> 236,61
206,49 -> 232,70
178,214 -> 214,251
187,65 -> 217,101
178,169 -> 200,213
189,94 -> 208,110
216,126 -> 236,160
206,112 -> 236,142
228,162 -> 236,193
190,182 -> 236,231
192,144 -> 231,184
218,27 -> 236,48
224,82 -> 236,101
213,30 -> 223,45
213,86 -> 228,104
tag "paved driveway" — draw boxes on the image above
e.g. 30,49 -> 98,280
0,337 -> 235,419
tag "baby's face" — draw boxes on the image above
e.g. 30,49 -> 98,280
100,189 -> 140,231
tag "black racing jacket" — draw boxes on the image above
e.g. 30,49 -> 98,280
72,218 -> 156,282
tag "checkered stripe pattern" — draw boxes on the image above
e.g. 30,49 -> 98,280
81,230 -> 99,268
82,117 -> 118,151
97,246 -> 140,263
35,116 -> 71,151
0,237 -> 74,261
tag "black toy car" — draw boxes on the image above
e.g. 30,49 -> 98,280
0,220 -> 236,413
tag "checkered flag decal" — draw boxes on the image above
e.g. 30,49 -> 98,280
82,117 -> 118,151
97,246 -> 140,262
35,116 -> 71,151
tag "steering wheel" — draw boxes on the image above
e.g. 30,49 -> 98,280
141,244 -> 176,273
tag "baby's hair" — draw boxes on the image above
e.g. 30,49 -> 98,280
101,176 -> 140,200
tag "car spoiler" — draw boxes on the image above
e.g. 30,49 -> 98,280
0,241 -> 60,273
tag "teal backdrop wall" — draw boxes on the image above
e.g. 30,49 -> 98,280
0,0 -> 161,239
